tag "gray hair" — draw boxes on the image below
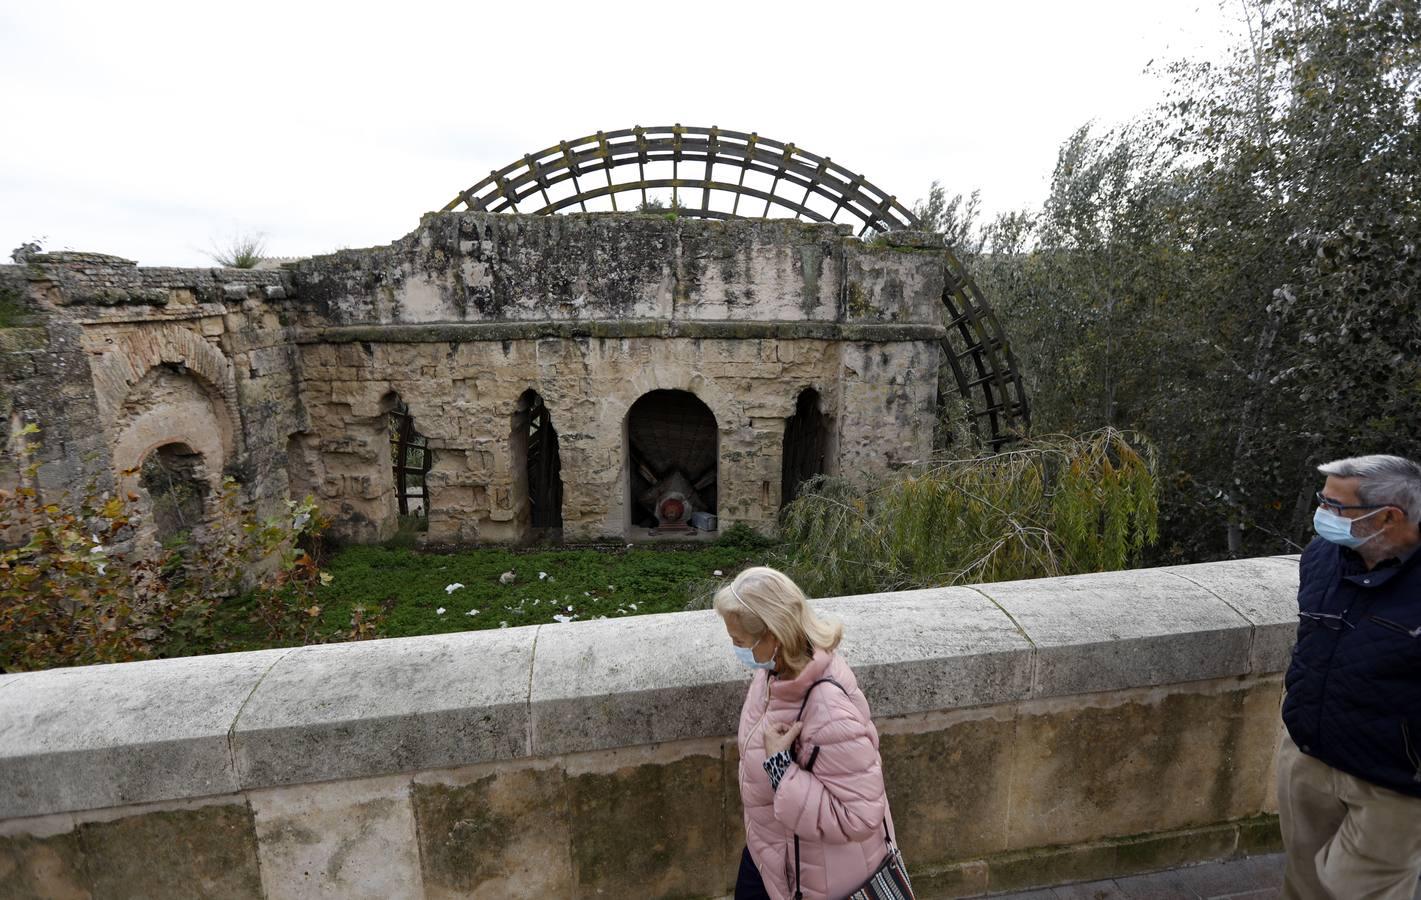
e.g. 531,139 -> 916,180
1317,455 -> 1421,522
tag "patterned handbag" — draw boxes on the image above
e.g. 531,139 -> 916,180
790,679 -> 916,900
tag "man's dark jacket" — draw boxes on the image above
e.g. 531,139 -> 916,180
1283,535 -> 1421,798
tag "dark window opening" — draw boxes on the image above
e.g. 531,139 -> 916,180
389,400 -> 432,527
516,390 -> 564,529
782,388 -> 829,507
627,389 -> 718,530
140,443 -> 209,545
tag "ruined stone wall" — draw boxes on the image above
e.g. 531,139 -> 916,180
284,213 -> 947,543
0,213 -> 948,545
0,254 -> 302,543
0,557 -> 1299,898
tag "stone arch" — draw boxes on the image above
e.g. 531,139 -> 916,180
387,393 -> 432,522
90,323 -> 240,462
625,389 -> 719,532
138,442 -> 212,545
620,367 -> 740,433
111,365 -> 229,507
511,388 -> 563,538
782,386 -> 833,507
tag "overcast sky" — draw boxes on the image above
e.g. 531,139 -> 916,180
0,1 -> 1243,267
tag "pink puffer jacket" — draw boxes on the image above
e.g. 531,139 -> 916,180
737,649 -> 892,900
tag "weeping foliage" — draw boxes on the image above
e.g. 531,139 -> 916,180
776,429 -> 1158,598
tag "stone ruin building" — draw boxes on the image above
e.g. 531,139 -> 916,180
0,126 -> 1027,548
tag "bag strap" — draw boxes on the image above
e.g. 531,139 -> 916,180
792,677 -> 848,899
794,677 -> 847,722
794,835 -> 802,900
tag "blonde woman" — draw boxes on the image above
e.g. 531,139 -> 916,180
715,566 -> 909,900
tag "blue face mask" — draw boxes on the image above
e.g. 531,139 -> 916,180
1313,506 -> 1382,549
733,636 -> 775,670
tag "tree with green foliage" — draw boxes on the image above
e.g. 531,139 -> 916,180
958,0 -> 1418,562
776,430 -> 1158,598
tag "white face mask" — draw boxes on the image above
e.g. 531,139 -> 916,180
1313,506 -> 1383,549
733,635 -> 775,670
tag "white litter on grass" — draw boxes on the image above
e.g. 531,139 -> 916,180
499,621 -> 509,628
498,570 -> 517,585
538,571 -> 548,580
445,583 -> 465,594
629,603 -> 638,610
582,591 -> 590,596
713,570 -> 723,576
436,607 -> 446,615
464,609 -> 479,616
552,613 -> 576,624
565,605 -> 574,613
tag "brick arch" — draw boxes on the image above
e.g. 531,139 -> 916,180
90,323 -> 240,460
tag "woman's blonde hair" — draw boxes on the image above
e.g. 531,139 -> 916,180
713,566 -> 843,674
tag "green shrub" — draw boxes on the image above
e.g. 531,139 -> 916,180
776,428 -> 1159,597
0,428 -> 350,671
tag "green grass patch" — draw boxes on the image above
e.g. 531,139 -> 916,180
190,538 -> 774,654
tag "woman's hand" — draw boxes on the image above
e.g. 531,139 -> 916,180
763,720 -> 802,757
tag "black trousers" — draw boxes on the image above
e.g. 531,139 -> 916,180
736,845 -> 773,900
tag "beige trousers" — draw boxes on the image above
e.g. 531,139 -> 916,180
1277,730 -> 1421,900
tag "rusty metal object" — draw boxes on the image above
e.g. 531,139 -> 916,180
445,125 -> 1029,447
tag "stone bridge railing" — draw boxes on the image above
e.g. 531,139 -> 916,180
0,557 -> 1300,899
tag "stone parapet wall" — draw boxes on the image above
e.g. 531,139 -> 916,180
0,557 -> 1301,898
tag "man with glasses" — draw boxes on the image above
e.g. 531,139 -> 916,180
1279,455 -> 1421,900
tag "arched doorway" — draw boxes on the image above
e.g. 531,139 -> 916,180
782,388 -> 830,507
388,398 -> 432,527
512,389 -> 564,535
138,442 -> 210,546
626,389 -> 718,532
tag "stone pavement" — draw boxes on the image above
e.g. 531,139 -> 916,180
979,852 -> 1421,899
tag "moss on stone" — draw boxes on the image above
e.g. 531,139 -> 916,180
80,804 -> 263,899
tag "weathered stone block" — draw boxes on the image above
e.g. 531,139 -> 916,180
0,650 -> 290,818
905,859 -> 990,898
79,803 -> 263,900
1003,677 -> 1282,850
879,707 -> 1017,864
0,828 -> 88,900
977,569 -> 1254,697
231,631 -> 533,788
1161,557 -> 1300,673
529,611 -> 745,755
412,763 -> 573,899
249,774 -> 424,900
1237,813 -> 1283,856
566,750 -> 731,898
816,589 -> 1034,717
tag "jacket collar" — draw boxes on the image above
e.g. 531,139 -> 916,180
769,649 -> 833,703
1340,538 -> 1421,587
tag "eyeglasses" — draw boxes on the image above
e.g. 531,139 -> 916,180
1299,610 -> 1354,630
1315,491 -> 1390,514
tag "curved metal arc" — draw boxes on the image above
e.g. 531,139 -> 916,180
532,178 -> 835,222
473,151 -> 913,233
483,157 -> 886,226
445,125 -> 917,231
